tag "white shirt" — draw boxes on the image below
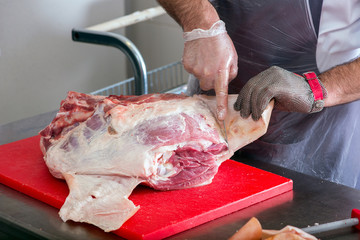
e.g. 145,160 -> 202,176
316,0 -> 360,72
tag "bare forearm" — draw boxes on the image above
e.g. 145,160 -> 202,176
320,57 -> 360,107
157,0 -> 219,31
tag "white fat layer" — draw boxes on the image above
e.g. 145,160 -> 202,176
109,97 -> 219,134
45,122 -> 156,178
60,174 -> 142,232
45,97 -> 226,180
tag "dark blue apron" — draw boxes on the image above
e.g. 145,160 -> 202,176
194,0 -> 360,189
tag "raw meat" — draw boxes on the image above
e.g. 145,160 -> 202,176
39,91 -> 273,232
229,217 -> 317,240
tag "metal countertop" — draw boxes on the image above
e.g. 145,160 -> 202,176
0,111 -> 359,240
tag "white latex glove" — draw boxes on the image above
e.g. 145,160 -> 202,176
183,20 -> 238,120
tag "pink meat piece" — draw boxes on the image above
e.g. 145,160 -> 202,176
40,91 -> 273,232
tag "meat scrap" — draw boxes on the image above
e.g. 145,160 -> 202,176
229,217 -> 318,240
40,91 -> 273,232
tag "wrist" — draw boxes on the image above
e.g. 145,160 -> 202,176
183,20 -> 227,41
182,15 -> 220,32
180,1 -> 220,32
302,71 -> 328,112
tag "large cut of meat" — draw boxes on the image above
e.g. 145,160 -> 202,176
39,91 -> 273,232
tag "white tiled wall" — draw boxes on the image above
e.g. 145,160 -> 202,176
125,0 -> 184,71
0,0 -> 184,125
0,0 -> 127,125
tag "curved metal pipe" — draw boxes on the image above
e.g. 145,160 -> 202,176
72,29 -> 148,95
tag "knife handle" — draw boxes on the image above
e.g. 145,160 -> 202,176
301,208 -> 360,235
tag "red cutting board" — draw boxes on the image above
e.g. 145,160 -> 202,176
0,135 -> 292,240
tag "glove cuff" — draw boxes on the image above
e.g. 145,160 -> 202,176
183,20 -> 227,42
303,71 -> 327,113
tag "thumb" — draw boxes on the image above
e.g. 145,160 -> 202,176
215,70 -> 229,121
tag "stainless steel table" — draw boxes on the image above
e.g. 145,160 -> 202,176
1,112 -> 359,240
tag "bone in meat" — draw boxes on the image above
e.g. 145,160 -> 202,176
39,91 -> 273,232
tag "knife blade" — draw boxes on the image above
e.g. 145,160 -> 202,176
220,120 -> 228,144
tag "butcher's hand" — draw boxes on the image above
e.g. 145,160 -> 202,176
234,66 -> 327,121
183,20 -> 238,121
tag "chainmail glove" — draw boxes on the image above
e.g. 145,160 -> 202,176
234,66 -> 327,121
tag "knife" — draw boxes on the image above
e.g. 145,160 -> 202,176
220,120 -> 228,144
301,209 -> 360,235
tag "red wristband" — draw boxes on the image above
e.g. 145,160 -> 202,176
303,72 -> 324,101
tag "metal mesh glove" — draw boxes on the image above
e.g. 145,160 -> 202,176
182,20 -> 238,120
234,66 -> 327,121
